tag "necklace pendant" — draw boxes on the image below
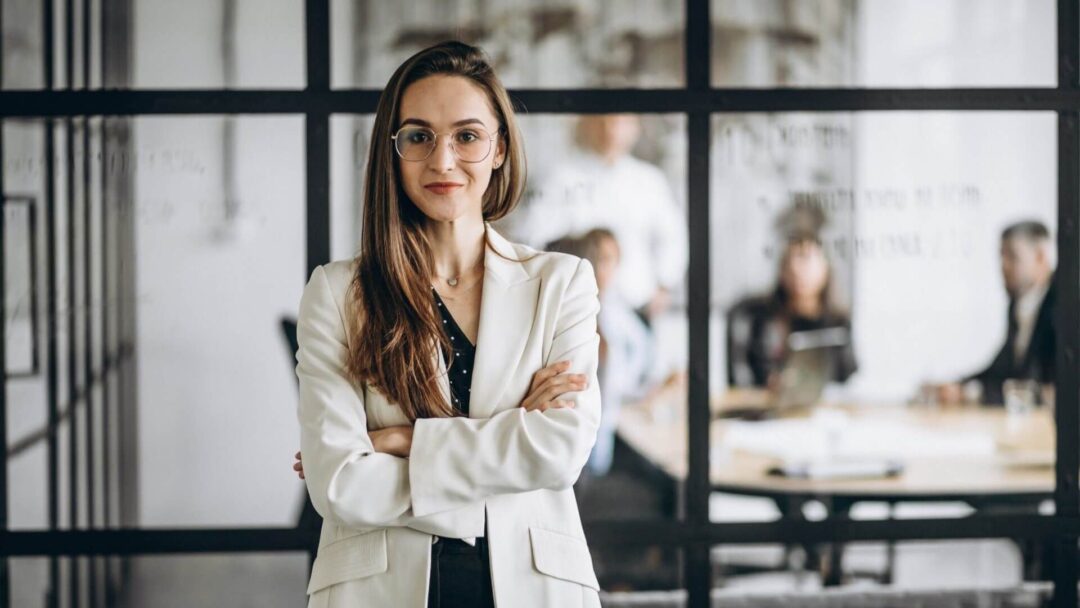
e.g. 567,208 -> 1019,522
447,277 -> 459,287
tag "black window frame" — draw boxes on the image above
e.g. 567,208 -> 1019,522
1,1 -> 1078,607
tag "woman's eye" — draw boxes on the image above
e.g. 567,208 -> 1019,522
407,131 -> 431,143
456,131 -> 479,143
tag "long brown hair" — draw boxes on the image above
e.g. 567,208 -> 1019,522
343,41 -> 527,421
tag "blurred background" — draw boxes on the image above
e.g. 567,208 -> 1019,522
2,0 -> 1074,606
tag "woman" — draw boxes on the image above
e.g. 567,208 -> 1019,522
292,42 -> 602,608
727,233 -> 857,389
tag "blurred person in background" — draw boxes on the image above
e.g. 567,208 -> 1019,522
548,229 -> 683,590
727,232 -> 858,390
505,114 -> 687,322
934,220 -> 1057,406
548,228 -> 654,477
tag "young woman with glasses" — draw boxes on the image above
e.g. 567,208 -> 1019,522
291,41 -> 603,608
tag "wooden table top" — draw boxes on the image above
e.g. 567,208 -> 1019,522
616,384 -> 1056,500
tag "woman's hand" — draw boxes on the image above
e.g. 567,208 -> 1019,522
293,451 -> 305,479
520,360 -> 588,412
370,426 -> 414,458
292,425 -> 414,479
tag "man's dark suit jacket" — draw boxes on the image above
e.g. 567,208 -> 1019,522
966,275 -> 1057,405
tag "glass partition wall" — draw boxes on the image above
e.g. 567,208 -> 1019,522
2,1 -> 1079,607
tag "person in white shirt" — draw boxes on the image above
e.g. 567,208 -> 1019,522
935,220 -> 1057,405
504,114 -> 688,320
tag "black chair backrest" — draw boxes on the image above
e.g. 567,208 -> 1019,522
280,317 -> 299,387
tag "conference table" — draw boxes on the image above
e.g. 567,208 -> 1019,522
615,382 -> 1057,583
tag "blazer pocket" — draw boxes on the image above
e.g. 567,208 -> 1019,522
306,528 -> 389,595
529,526 -> 600,591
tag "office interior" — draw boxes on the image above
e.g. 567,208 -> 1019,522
2,0 -> 1079,607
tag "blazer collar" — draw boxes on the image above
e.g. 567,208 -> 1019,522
482,222 -> 532,285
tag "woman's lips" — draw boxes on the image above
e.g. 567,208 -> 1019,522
425,183 -> 462,195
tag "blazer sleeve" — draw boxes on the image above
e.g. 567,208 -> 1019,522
296,264 -> 416,529
408,258 -> 603,518
963,319 -> 1015,390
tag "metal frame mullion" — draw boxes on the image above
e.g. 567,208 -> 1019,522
304,0 -> 331,274
1,513 -> 1077,555
80,0 -> 100,604
99,115 -> 115,608
0,0 -> 8,599
62,0 -> 85,604
1054,109 -> 1079,608
6,88 -> 1080,117
41,1 -> 63,605
1054,1 -> 1080,606
303,0 -> 331,576
305,113 -> 330,273
98,2 -> 116,603
684,0 -> 711,606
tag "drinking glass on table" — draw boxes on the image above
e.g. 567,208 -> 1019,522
1003,378 -> 1041,416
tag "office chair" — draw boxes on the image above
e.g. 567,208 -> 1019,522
280,317 -> 322,556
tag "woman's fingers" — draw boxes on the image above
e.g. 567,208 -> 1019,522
531,399 -> 577,413
529,360 -> 571,393
537,373 -> 587,401
521,373 -> 587,411
524,374 -> 586,411
293,451 -> 305,479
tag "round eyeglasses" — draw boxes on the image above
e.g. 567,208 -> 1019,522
391,125 -> 499,163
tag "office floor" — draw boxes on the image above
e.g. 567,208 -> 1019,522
116,553 -> 309,608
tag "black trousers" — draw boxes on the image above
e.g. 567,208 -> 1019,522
427,537 -> 495,608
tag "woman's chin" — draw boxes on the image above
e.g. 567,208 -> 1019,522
417,199 -> 482,224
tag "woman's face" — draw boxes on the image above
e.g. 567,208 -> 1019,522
780,240 -> 829,300
580,114 -> 640,160
396,75 -> 506,224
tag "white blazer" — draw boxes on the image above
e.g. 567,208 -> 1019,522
296,223 -> 603,608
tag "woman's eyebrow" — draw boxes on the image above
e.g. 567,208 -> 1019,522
400,118 -> 486,128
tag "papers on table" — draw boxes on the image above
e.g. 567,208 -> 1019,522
715,409 -> 996,464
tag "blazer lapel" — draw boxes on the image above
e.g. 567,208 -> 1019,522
468,224 -> 540,419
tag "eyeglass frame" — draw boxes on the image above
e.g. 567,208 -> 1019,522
390,124 -> 502,163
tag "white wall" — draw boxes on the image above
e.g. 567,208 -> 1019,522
846,112 -> 1056,400
131,0 -> 307,526
845,0 -> 1056,400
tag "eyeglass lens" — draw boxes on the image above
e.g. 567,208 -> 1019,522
394,126 -> 493,162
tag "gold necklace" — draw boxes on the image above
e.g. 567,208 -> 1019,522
433,272 -> 484,300
433,254 -> 484,289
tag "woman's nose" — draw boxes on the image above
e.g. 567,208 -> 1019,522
427,136 -> 456,172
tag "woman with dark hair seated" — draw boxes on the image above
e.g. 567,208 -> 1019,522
727,233 -> 858,390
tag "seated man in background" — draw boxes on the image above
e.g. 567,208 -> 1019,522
938,220 -> 1057,406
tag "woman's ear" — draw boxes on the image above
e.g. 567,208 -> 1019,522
493,135 -> 507,169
